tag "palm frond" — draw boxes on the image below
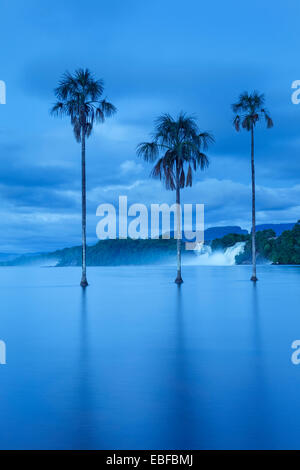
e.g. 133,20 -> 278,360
164,166 -> 176,190
87,78 -> 104,101
100,99 -> 117,118
150,157 -> 164,179
232,92 -> 250,113
179,168 -> 185,188
186,165 -> 192,187
261,109 -> 274,128
85,122 -> 93,138
55,71 -> 78,100
242,116 -> 252,131
196,151 -> 209,169
197,131 -> 215,150
233,115 -> 240,132
136,142 -> 159,162
96,107 -> 105,123
177,112 -> 198,140
50,101 -> 65,116
181,141 -> 209,169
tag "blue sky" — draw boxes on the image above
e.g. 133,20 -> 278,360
0,0 -> 300,252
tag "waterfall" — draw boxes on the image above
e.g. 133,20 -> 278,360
188,241 -> 246,266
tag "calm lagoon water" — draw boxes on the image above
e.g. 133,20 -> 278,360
0,264 -> 300,450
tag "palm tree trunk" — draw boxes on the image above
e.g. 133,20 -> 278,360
175,165 -> 183,284
80,126 -> 88,287
250,124 -> 257,282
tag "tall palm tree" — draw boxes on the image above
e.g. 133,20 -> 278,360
137,112 -> 213,284
232,91 -> 273,282
51,68 -> 116,287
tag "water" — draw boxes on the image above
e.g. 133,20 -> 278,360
0,264 -> 300,450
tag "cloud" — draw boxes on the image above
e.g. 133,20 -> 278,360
120,160 -> 143,175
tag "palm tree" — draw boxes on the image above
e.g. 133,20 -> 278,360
232,91 -> 273,282
137,112 -> 213,284
51,68 -> 116,287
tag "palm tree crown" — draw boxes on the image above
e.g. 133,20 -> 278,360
232,91 -> 273,132
51,68 -> 116,141
137,112 -> 214,189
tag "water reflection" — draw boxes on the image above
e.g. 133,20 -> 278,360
72,288 -> 95,449
169,285 -> 195,448
248,284 -> 275,448
163,286 -> 210,448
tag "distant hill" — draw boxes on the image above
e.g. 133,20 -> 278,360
166,223 -> 296,240
255,223 -> 295,236
205,223 -> 296,239
0,253 -> 19,262
167,225 -> 248,241
0,238 -> 196,267
205,226 -> 248,240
